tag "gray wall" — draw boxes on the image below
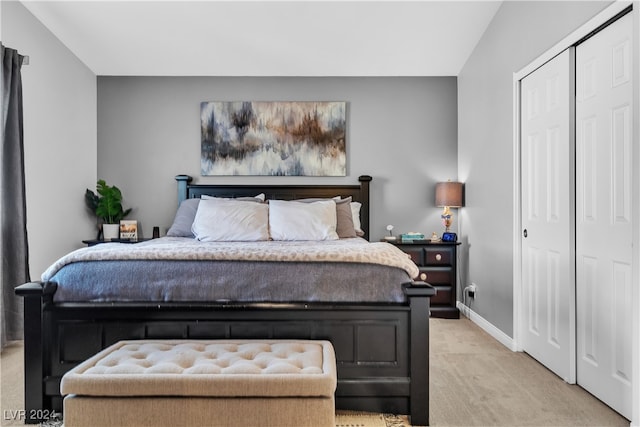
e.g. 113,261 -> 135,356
97,77 -> 458,240
457,1 -> 611,336
2,2 -> 97,278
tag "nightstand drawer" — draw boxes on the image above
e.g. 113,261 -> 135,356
400,246 -> 453,267
424,248 -> 453,266
430,285 -> 452,305
403,247 -> 424,265
416,269 -> 451,285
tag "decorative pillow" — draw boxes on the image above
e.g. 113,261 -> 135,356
268,199 -> 339,241
191,199 -> 269,242
350,201 -> 365,237
166,198 -> 200,237
332,197 -> 356,238
166,194 -> 264,238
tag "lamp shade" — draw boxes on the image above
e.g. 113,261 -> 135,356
435,182 -> 463,207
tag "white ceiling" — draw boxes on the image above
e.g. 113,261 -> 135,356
20,0 -> 502,76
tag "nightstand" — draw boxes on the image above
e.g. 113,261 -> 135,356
388,240 -> 460,319
82,238 -> 153,247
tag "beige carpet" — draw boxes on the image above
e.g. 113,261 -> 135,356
428,318 -> 629,426
1,317 -> 629,427
1,341 -> 24,427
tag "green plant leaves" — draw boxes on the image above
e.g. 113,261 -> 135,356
86,179 -> 131,224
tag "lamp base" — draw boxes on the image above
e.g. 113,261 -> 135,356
441,211 -> 453,233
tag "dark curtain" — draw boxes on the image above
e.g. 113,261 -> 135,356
1,44 -> 29,349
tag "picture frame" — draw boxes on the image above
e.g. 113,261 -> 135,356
119,220 -> 138,240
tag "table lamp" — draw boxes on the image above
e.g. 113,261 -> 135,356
435,181 -> 464,232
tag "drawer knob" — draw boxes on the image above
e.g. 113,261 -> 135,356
435,254 -> 442,261
420,273 -> 427,281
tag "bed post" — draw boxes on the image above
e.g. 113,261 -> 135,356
175,174 -> 193,205
15,282 -> 56,423
403,282 -> 436,426
358,175 -> 372,241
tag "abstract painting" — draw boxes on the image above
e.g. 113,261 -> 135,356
201,101 -> 346,176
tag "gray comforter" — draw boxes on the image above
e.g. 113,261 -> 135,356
45,237 -> 419,303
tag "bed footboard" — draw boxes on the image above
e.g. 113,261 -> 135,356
16,282 -> 434,425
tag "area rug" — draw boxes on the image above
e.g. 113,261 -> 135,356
39,411 -> 411,427
335,411 -> 411,427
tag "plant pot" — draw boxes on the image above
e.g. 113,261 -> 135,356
102,224 -> 120,241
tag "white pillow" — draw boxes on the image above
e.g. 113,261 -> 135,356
192,199 -> 269,241
269,200 -> 339,241
201,193 -> 265,202
350,201 -> 364,236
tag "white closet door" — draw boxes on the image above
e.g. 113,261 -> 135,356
520,49 -> 574,382
575,12 -> 633,419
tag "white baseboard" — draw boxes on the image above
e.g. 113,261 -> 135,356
456,302 -> 518,352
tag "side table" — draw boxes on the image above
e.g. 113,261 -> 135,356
82,238 -> 153,247
387,239 -> 460,319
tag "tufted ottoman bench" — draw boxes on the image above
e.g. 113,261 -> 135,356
60,340 -> 337,427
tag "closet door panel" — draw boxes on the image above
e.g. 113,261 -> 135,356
576,12 -> 633,419
520,49 -> 574,382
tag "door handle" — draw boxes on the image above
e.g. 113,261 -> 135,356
523,229 -> 528,238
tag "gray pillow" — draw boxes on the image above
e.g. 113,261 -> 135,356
334,197 -> 357,238
166,198 -> 200,238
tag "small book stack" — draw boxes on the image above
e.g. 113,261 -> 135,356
399,232 -> 425,242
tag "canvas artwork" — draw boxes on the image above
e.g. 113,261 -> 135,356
201,101 -> 346,176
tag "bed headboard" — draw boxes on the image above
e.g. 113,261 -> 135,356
175,175 -> 373,241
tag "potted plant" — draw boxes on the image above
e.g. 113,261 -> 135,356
85,179 -> 132,240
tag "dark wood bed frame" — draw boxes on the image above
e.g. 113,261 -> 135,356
16,175 -> 435,425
